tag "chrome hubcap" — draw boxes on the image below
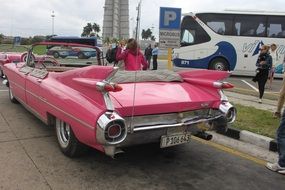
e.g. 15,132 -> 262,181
215,62 -> 225,70
56,119 -> 71,148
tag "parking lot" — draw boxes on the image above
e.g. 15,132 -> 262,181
1,78 -> 285,190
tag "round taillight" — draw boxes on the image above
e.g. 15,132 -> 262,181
107,124 -> 122,138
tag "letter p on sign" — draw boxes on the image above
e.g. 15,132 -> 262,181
164,11 -> 177,26
159,7 -> 181,29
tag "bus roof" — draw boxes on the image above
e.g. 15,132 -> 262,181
183,9 -> 285,16
51,36 -> 97,39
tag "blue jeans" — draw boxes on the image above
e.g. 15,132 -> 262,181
277,110 -> 285,167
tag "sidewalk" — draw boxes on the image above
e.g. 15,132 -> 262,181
214,91 -> 279,153
224,91 -> 277,112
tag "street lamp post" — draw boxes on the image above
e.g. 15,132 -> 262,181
135,0 -> 142,41
51,11 -> 55,35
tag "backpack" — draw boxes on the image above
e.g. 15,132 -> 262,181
106,47 -> 118,63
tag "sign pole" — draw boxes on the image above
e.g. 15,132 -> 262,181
159,7 -> 181,71
167,48 -> 173,70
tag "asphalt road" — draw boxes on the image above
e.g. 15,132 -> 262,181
0,77 -> 285,190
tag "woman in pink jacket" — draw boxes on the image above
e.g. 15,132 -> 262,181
116,38 -> 148,71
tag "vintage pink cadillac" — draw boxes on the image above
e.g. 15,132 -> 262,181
3,42 -> 236,158
0,52 -> 29,77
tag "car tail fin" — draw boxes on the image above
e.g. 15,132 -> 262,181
184,78 -> 234,89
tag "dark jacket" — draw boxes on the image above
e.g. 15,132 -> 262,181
256,53 -> 272,70
144,47 -> 152,58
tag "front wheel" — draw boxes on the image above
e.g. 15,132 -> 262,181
8,85 -> 18,104
55,118 -> 87,157
209,58 -> 229,71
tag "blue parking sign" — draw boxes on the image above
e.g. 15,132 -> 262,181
159,7 -> 181,29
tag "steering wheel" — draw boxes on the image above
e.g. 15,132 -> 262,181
36,56 -> 60,68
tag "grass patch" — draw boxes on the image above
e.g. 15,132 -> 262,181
0,44 -> 29,52
232,103 -> 279,138
227,88 -> 279,101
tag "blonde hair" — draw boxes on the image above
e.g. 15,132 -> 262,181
261,45 -> 270,52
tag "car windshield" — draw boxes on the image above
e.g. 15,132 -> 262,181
26,43 -> 103,68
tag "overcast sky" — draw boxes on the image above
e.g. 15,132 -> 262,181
0,0 -> 284,38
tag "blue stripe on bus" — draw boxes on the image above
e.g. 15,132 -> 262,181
173,41 -> 237,71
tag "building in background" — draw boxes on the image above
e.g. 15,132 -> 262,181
103,0 -> 129,40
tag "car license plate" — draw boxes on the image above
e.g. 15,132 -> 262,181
160,132 -> 191,148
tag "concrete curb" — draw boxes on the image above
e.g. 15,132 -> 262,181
217,127 -> 278,152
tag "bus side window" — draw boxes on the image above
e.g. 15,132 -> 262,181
267,16 -> 285,38
235,15 -> 266,37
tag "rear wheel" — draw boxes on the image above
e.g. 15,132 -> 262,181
55,118 -> 87,157
78,52 -> 86,59
212,117 -> 228,134
53,52 -> 60,59
209,58 -> 229,71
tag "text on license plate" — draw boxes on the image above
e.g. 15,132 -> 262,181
160,133 -> 191,148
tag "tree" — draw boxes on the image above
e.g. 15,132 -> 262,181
141,28 -> 153,40
151,35 -> 156,41
81,23 -> 101,37
0,33 -> 4,44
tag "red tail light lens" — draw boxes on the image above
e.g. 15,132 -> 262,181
113,84 -> 123,92
221,82 -> 234,89
104,84 -> 114,91
103,83 -> 122,92
107,124 -> 122,138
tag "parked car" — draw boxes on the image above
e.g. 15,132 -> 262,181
47,45 -> 97,59
3,42 -> 236,158
0,52 -> 27,77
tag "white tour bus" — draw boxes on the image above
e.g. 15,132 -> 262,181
172,10 -> 285,76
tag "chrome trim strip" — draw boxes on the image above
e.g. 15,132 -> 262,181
133,115 -> 222,132
103,93 -> 114,111
105,67 -> 119,82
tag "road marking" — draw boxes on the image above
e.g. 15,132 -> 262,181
241,80 -> 259,92
192,136 -> 266,166
0,90 -> 8,92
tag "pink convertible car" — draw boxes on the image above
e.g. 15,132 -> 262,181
0,52 -> 28,77
3,42 -> 236,158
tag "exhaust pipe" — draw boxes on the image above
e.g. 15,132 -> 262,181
194,132 -> 213,141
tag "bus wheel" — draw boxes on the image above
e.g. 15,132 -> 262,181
53,52 -> 60,58
209,58 -> 229,71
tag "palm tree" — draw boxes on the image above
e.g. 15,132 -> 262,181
92,23 -> 101,36
81,23 -> 101,37
81,23 -> 93,37
0,33 -> 4,44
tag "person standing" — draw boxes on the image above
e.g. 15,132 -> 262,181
274,56 -> 285,118
268,43 -> 279,90
144,44 -> 152,69
152,43 -> 159,70
266,110 -> 285,174
116,38 -> 148,71
252,45 -> 272,103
